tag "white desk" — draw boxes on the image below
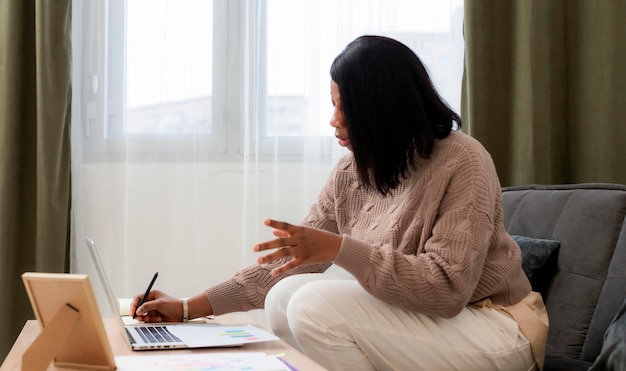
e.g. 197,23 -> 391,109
1,314 -> 326,370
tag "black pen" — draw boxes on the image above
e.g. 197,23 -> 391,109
133,272 -> 158,319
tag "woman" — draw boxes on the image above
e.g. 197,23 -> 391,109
132,35 -> 548,370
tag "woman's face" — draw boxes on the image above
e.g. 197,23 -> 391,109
330,80 -> 352,150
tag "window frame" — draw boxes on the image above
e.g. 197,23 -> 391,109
76,0 -> 463,162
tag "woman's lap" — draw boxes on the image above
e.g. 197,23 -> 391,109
266,273 -> 535,371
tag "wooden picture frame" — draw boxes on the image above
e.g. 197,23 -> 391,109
21,272 -> 116,370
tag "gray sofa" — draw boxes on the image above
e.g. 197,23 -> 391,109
502,183 -> 626,370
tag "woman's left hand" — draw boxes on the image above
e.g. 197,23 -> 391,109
254,219 -> 342,275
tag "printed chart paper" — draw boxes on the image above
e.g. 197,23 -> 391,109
165,324 -> 279,347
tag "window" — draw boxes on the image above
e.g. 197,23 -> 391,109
75,0 -> 464,161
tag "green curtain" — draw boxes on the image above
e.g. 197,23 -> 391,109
462,0 -> 626,186
0,0 -> 72,362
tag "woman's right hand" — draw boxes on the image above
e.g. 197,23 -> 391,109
130,290 -> 183,323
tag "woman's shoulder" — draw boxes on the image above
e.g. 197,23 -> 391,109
431,131 -> 500,186
444,130 -> 485,149
438,130 -> 493,162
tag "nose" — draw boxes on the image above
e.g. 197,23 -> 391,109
330,107 -> 343,129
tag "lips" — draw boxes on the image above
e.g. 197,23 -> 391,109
336,136 -> 350,147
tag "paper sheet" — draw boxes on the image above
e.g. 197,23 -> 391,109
118,298 -> 133,316
115,352 -> 292,370
166,324 -> 279,347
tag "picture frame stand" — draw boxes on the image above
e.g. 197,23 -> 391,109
22,303 -> 81,371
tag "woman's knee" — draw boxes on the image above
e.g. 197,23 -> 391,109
266,274 -> 318,328
286,280 -> 360,332
267,274 -> 353,320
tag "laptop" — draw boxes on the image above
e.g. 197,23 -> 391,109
84,237 -> 279,350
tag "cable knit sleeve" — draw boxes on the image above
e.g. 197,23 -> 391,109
205,157 -> 351,315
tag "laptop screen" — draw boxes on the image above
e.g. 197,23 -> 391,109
85,237 -> 122,318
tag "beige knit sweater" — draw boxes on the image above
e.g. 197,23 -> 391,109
206,130 -> 532,318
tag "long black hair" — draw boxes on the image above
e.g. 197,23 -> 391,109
330,35 -> 462,195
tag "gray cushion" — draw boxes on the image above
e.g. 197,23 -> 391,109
512,235 -> 560,289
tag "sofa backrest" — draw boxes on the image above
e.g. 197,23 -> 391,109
501,183 -> 626,362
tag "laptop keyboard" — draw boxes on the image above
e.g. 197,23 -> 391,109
136,326 -> 183,344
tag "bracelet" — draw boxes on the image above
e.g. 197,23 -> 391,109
182,298 -> 189,322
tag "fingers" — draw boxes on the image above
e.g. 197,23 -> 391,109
264,218 -> 298,234
254,219 -> 301,253
256,247 -> 291,264
253,218 -> 308,273
254,218 -> 342,275
134,299 -> 167,323
130,290 -> 160,320
272,229 -> 290,238
142,315 -> 162,323
130,294 -> 144,317
136,300 -> 155,317
254,238 -> 289,252
270,259 -> 299,276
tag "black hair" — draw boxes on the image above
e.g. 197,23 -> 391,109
330,35 -> 462,195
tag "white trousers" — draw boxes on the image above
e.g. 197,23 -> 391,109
265,268 -> 536,371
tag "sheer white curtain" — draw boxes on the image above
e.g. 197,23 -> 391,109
70,0 -> 464,320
